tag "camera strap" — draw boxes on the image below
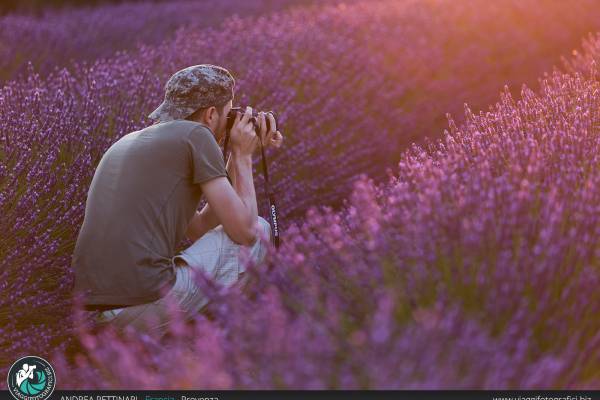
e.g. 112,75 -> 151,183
222,130 -> 281,250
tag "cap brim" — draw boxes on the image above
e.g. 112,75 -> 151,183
149,100 -> 208,122
148,101 -> 176,122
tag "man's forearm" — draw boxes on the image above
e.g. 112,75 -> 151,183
232,152 -> 258,236
190,152 -> 258,243
186,153 -> 236,241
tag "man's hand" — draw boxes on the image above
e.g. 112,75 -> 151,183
257,111 -> 284,149
230,106 -> 260,156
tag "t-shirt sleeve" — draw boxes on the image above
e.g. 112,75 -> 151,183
186,125 -> 228,185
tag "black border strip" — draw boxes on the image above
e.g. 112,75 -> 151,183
0,389 -> 597,400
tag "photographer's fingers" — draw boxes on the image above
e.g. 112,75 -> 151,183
234,109 -> 242,124
257,112 -> 268,142
271,130 -> 283,148
229,108 -> 243,137
240,105 -> 252,127
267,112 -> 276,135
257,112 -> 274,144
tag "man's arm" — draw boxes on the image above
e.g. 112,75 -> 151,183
185,151 -> 237,242
199,152 -> 258,246
188,106 -> 260,246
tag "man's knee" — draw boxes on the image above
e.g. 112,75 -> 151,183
248,217 -> 271,267
221,216 -> 270,247
256,216 -> 271,242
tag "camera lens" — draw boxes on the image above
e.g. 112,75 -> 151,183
226,106 -> 277,133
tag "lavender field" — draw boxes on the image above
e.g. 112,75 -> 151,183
1,0 -> 600,389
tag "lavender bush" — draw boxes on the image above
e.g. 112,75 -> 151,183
1,0 -> 600,389
0,0 -> 346,82
52,59 -> 600,388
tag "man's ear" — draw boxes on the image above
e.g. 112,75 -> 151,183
207,106 -> 218,123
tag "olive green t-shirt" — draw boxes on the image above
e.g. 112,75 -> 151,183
72,120 -> 228,308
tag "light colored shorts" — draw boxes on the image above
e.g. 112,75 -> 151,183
92,216 -> 271,337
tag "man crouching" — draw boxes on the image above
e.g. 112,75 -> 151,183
71,64 -> 283,337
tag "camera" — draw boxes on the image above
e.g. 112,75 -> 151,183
222,106 -> 281,249
226,106 -> 277,134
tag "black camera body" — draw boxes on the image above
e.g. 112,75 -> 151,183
226,106 -> 277,134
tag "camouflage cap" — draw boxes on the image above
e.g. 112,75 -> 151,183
148,64 -> 235,122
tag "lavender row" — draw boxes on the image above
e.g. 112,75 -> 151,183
0,0 -> 347,82
51,46 -> 600,389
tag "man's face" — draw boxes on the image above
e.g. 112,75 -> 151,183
216,99 -> 233,144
